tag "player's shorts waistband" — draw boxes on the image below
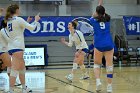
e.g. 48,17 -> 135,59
0,52 -> 5,56
95,46 -> 114,52
8,49 -> 23,55
76,48 -> 89,53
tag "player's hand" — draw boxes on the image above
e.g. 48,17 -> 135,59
61,37 -> 66,44
27,16 -> 33,23
35,13 -> 40,22
98,0 -> 103,6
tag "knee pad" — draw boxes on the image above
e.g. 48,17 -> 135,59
72,63 -> 78,70
79,64 -> 85,70
94,64 -> 101,69
106,65 -> 113,73
107,74 -> 113,78
7,67 -> 11,74
19,68 -> 26,75
10,68 -> 19,77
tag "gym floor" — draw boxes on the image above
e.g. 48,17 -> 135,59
0,67 -> 140,93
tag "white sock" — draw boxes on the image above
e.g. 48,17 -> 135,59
10,87 -> 14,92
22,84 -> 26,89
96,78 -> 101,84
108,84 -> 112,86
70,73 -> 74,77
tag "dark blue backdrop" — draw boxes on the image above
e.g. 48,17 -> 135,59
24,16 -> 91,36
123,16 -> 140,35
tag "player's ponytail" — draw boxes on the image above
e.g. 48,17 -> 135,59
71,21 -> 77,29
5,4 -> 19,21
5,11 -> 11,21
94,5 -> 111,22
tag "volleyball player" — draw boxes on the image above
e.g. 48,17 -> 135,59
5,4 -> 40,93
90,0 -> 114,92
61,21 -> 89,82
0,8 -> 5,72
0,20 -> 11,75
72,18 -> 94,68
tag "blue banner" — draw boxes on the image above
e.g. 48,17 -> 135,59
24,16 -> 91,37
123,16 -> 140,35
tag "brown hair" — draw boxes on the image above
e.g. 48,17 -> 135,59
94,5 -> 111,22
70,21 -> 77,29
5,4 -> 19,21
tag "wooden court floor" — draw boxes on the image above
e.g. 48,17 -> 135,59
0,67 -> 140,93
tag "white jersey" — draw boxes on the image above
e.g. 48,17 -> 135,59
7,16 -> 37,50
68,30 -> 88,49
0,28 -> 10,52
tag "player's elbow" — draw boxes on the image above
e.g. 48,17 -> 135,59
28,25 -> 37,31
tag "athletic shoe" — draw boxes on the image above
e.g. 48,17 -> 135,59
96,82 -> 102,92
80,74 -> 90,80
22,86 -> 32,93
87,64 -> 91,68
107,84 -> 112,93
65,74 -> 73,82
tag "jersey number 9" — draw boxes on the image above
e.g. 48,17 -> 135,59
100,22 -> 105,29
8,23 -> 13,32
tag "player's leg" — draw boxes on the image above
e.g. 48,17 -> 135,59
104,49 -> 114,93
9,50 -> 31,93
65,52 -> 79,82
1,53 -> 11,75
94,48 -> 103,92
0,52 -> 11,73
12,51 -> 32,93
77,49 -> 89,80
87,53 -> 92,67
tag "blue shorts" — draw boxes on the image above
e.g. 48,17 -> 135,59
95,46 -> 113,52
0,52 -> 5,56
8,49 -> 23,55
77,48 -> 89,53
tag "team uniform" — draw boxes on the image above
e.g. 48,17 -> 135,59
0,28 -> 9,73
90,16 -> 114,92
90,17 -> 114,52
65,30 -> 90,81
7,16 -> 37,93
0,28 -> 9,55
7,16 -> 38,54
68,30 -> 88,53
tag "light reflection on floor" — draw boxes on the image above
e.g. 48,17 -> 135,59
0,72 -> 45,93
0,67 -> 140,93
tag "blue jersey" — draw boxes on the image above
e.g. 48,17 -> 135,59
90,17 -> 114,49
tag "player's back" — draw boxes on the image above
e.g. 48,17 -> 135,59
90,17 -> 113,47
7,16 -> 25,50
7,16 -> 24,40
